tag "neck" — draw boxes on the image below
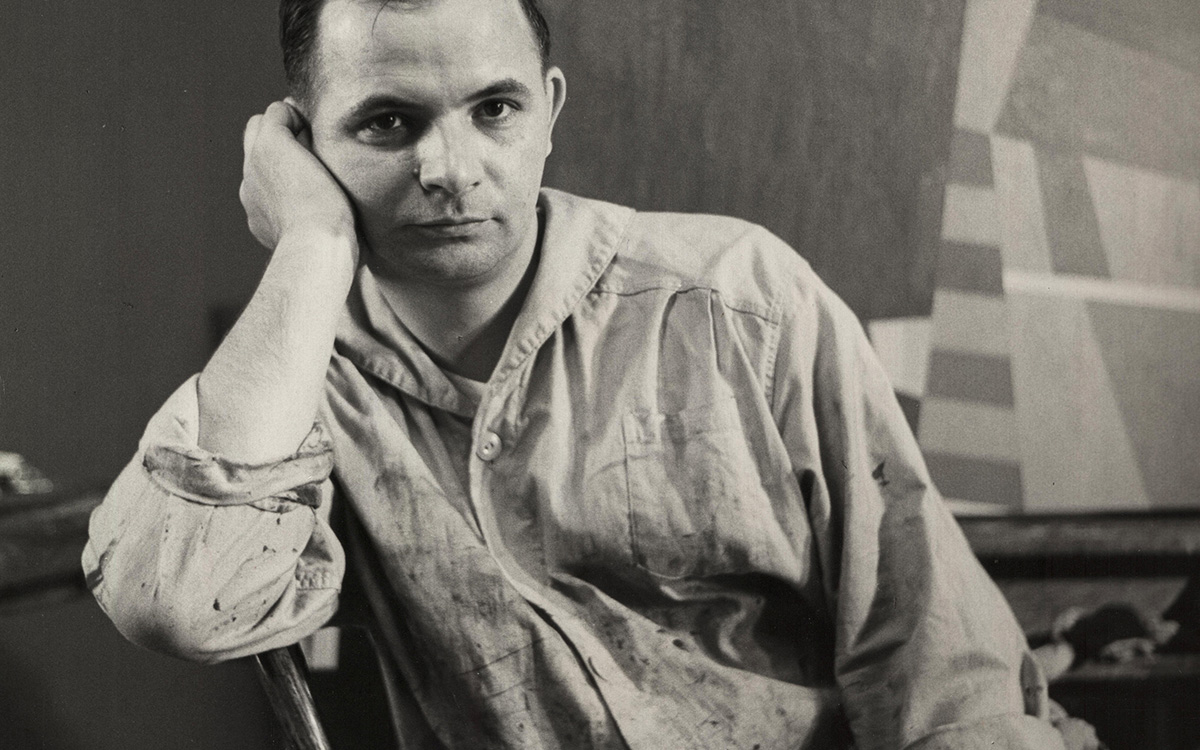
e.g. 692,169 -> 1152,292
375,227 -> 540,383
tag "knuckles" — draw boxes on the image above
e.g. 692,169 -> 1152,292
235,103 -> 346,251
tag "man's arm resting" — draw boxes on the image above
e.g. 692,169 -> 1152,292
82,101 -> 357,663
199,99 -> 358,464
766,254 -> 1071,749
83,376 -> 345,664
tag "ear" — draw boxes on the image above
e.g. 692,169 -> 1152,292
282,96 -> 316,150
543,66 -> 567,157
283,96 -> 310,123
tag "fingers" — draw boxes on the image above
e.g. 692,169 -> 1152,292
242,99 -> 312,174
244,100 -> 308,155
283,96 -> 306,118
295,123 -> 315,151
264,100 -> 310,136
242,113 -> 263,171
282,97 -> 314,150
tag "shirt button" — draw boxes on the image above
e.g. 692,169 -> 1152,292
476,431 -> 503,462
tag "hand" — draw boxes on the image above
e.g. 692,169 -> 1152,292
239,100 -> 358,255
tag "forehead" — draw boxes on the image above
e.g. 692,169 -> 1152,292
312,0 -> 541,103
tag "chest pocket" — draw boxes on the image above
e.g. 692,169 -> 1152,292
622,396 -> 772,579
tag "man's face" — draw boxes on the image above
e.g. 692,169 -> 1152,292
304,0 -> 565,288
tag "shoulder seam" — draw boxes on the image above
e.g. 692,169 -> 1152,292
590,281 -> 777,323
763,292 -> 785,413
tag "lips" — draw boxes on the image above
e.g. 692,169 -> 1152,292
410,217 -> 488,227
406,216 -> 491,238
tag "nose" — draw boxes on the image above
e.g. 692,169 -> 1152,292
413,121 -> 482,198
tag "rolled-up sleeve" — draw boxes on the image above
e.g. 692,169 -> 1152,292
770,264 -> 1065,750
82,375 -> 345,664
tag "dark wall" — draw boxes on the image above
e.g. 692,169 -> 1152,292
1,3 -> 278,490
1,5 -> 288,749
0,599 -> 280,750
542,0 -> 966,321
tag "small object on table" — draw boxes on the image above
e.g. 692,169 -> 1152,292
0,452 -> 55,497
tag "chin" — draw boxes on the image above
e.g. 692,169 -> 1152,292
369,240 -> 510,288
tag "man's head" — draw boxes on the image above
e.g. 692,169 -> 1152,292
280,0 -> 552,103
277,0 -> 565,289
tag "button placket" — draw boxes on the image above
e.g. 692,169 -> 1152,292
476,430 -> 503,462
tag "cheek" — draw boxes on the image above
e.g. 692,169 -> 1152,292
496,131 -> 550,190
318,143 -> 413,215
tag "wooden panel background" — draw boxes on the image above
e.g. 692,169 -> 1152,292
542,0 -> 968,321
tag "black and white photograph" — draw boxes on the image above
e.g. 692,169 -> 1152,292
1,1 -> 1197,748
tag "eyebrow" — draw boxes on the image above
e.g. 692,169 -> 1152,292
343,77 -> 534,124
472,77 -> 533,101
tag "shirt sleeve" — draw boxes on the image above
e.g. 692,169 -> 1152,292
81,375 -> 345,664
769,265 -> 1065,750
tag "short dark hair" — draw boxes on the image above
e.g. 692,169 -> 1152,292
279,0 -> 551,99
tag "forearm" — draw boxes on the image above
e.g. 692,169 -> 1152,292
198,229 -> 356,463
199,98 -> 362,463
87,101 -> 355,661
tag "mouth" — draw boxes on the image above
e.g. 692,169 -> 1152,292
412,217 -> 487,226
407,217 -> 490,238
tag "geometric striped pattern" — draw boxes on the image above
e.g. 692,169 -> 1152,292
926,351 -> 1014,407
918,125 -> 1025,512
995,13 -> 1200,182
924,453 -> 1024,511
994,9 -> 1200,512
931,291 -> 1010,356
872,0 -> 1200,513
1035,148 -> 1111,278
948,129 -> 995,187
938,243 -> 1005,296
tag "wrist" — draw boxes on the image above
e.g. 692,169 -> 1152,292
274,224 -> 360,279
279,214 -> 357,249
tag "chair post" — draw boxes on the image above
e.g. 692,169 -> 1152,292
254,644 -> 334,750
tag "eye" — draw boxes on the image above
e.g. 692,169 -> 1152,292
477,100 -> 516,121
365,113 -> 406,132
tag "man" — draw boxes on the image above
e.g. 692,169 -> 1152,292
83,0 -> 1092,747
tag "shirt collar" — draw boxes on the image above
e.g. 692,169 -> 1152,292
334,188 -> 635,415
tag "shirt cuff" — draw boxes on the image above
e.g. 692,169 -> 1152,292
143,421 -> 333,509
904,714 -> 1067,750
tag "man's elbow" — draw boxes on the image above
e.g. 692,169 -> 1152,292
95,571 -> 339,665
99,582 -> 243,664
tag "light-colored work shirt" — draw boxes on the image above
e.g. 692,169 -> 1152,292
84,189 -> 1065,749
